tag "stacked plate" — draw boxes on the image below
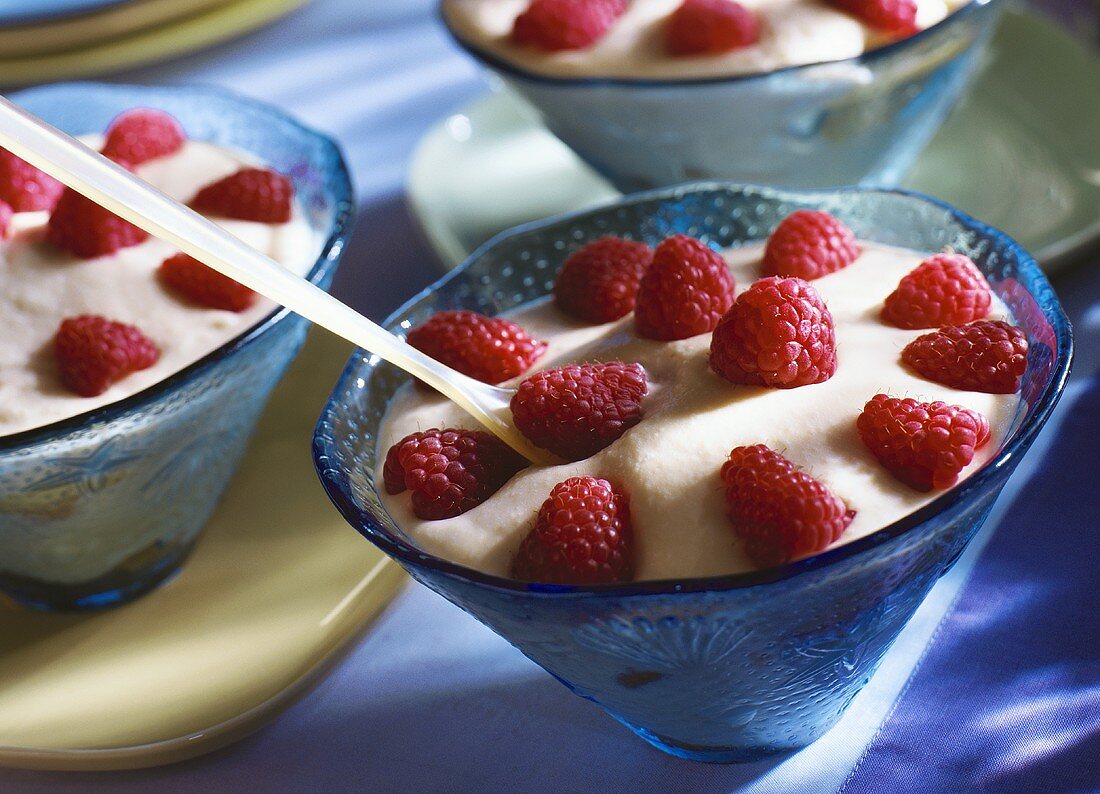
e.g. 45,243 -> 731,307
0,0 -> 308,85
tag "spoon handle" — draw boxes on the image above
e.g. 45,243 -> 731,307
0,96 -> 552,464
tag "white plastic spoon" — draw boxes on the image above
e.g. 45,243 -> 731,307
0,95 -> 558,466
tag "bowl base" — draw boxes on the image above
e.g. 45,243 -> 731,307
0,534 -> 199,612
628,724 -> 796,764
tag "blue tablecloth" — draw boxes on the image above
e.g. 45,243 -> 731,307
1,1 -> 1097,790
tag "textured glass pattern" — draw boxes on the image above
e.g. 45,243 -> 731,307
314,184 -> 1071,762
447,0 -> 1004,191
0,83 -> 354,611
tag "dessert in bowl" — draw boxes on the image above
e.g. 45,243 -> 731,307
0,82 -> 354,611
314,183 -> 1070,762
441,0 -> 1004,190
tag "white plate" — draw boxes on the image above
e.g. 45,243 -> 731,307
409,9 -> 1100,271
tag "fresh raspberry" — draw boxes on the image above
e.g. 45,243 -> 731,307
511,476 -> 633,585
0,147 -> 63,211
383,428 -> 527,520
902,320 -> 1028,395
857,394 -> 991,491
825,0 -> 918,35
709,276 -> 837,388
406,310 -> 547,385
189,168 -> 294,223
53,315 -> 160,397
101,108 -> 185,166
510,361 -> 647,461
47,161 -> 150,258
0,200 -> 11,239
762,209 -> 860,281
881,253 -> 992,329
634,234 -> 735,340
722,445 -> 854,567
666,0 -> 761,56
553,236 -> 653,324
511,0 -> 627,51
158,253 -> 256,312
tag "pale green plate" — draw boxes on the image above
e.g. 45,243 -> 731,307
410,9 -> 1100,271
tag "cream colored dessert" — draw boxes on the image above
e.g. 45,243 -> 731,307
443,0 -> 965,79
0,138 -> 320,437
378,242 -> 1019,581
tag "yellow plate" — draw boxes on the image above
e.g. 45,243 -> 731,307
0,0 -> 309,86
0,329 -> 406,772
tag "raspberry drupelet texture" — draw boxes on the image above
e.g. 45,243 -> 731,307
634,234 -> 735,340
0,148 -> 63,211
881,253 -> 992,329
722,444 -> 854,567
553,236 -> 653,324
158,253 -> 257,313
406,310 -> 548,385
666,0 -> 761,56
189,167 -> 294,223
825,0 -> 918,35
512,0 -> 627,51
709,276 -> 838,388
47,159 -> 150,258
511,476 -> 634,585
762,210 -> 860,281
510,361 -> 647,461
54,315 -> 160,397
857,394 -> 991,491
383,428 -> 527,521
102,108 -> 186,165
902,320 -> 1029,395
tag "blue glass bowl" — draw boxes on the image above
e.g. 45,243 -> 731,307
313,183 -> 1071,763
0,82 -> 355,612
442,0 -> 1003,191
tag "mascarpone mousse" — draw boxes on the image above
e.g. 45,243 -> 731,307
443,0 -> 965,80
377,241 -> 1018,581
0,138 -> 319,437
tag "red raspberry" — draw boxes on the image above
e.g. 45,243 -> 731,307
882,253 -> 992,329
158,253 -> 257,313
709,276 -> 837,388
634,234 -> 735,340
189,168 -> 294,223
406,310 -> 547,385
825,0 -> 918,35
902,320 -> 1028,395
0,148 -> 63,211
511,476 -> 633,585
511,361 -> 647,461
512,0 -> 627,51
553,236 -> 653,324
857,394 -> 991,491
722,445 -> 854,567
0,200 -> 11,238
53,315 -> 160,397
762,210 -> 860,281
666,0 -> 761,56
101,108 -> 185,166
383,428 -> 527,520
47,162 -> 150,258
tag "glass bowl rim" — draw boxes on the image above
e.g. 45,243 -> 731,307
438,0 -> 998,89
0,81 -> 356,453
313,181 -> 1073,598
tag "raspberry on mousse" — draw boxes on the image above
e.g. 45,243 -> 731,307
189,167 -> 294,224
553,236 -> 653,324
666,0 -> 762,56
511,476 -> 634,585
54,315 -> 160,398
902,320 -> 1029,395
709,275 -> 838,388
722,444 -> 854,567
634,234 -> 735,341
102,108 -> 186,166
511,0 -> 628,51
881,252 -> 992,330
762,210 -> 860,281
406,310 -> 547,385
857,394 -> 991,492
